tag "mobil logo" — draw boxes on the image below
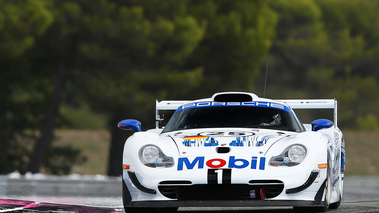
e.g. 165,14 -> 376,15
177,156 -> 266,171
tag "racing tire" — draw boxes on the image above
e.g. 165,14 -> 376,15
324,155 -> 332,210
312,155 -> 332,212
319,155 -> 332,212
329,196 -> 341,209
330,149 -> 343,210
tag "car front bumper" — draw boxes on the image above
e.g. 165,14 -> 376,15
122,168 -> 327,208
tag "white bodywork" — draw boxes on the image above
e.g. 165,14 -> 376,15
120,92 -> 345,211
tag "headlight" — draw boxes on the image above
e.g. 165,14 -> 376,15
288,145 -> 306,163
139,145 -> 174,168
269,144 -> 307,167
141,146 -> 160,163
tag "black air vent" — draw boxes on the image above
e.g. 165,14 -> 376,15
216,147 -> 230,153
159,181 -> 192,185
214,93 -> 253,102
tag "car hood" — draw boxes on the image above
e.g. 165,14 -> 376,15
163,128 -> 296,156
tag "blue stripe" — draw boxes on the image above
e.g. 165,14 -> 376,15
251,157 -> 258,169
259,157 -> 266,170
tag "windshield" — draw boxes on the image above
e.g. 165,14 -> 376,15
162,106 -> 304,133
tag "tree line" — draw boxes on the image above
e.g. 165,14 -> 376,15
1,0 -> 379,176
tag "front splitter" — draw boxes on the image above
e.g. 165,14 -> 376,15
128,199 -> 323,208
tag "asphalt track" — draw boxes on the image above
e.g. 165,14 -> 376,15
0,175 -> 378,212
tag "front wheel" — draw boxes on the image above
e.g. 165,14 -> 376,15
329,195 -> 341,209
320,154 -> 333,211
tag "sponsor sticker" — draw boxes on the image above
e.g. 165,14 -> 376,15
177,156 -> 266,171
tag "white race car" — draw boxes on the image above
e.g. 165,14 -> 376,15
118,92 -> 345,212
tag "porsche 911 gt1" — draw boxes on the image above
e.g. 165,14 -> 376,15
118,92 -> 345,212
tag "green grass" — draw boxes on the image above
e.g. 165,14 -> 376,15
54,129 -> 379,176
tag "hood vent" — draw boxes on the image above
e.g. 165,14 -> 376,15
216,147 -> 230,153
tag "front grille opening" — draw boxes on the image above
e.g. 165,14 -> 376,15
249,180 -> 283,184
249,180 -> 284,198
158,184 -> 284,200
159,187 -> 177,199
266,187 -> 283,198
158,181 -> 192,199
159,180 -> 192,185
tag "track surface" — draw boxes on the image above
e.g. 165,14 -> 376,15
0,175 -> 378,212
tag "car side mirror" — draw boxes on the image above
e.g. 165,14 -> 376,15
118,119 -> 141,132
311,119 -> 333,131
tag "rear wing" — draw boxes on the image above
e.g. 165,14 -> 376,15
156,100 -> 190,128
155,99 -> 337,128
279,99 -> 337,127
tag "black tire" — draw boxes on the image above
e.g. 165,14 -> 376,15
319,154 -> 332,212
330,149 -> 343,210
324,155 -> 332,211
329,196 -> 341,209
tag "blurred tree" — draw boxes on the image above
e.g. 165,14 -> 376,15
258,0 -> 379,129
75,0 -> 206,176
26,1 -> 86,174
0,0 -> 53,174
187,0 -> 277,96
0,0 -> 280,176
3,0 -> 379,176
43,144 -> 87,175
78,0 -> 277,176
316,0 -> 379,129
261,0 -> 329,98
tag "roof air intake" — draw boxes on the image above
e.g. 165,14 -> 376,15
213,93 -> 254,102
